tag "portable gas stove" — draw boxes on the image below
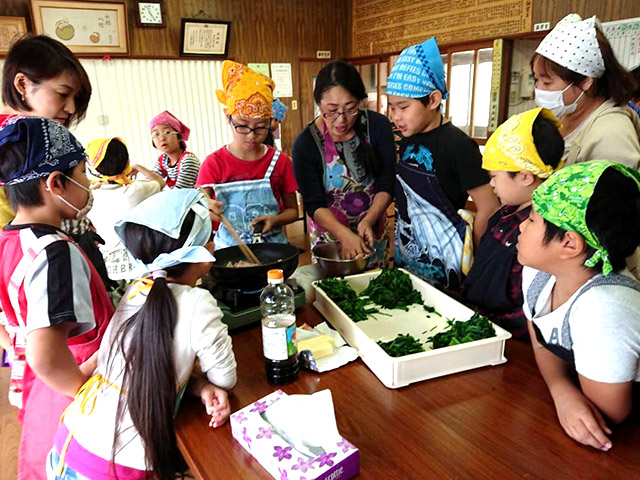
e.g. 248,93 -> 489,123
199,275 -> 305,331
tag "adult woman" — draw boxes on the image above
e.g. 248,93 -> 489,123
292,60 -> 396,266
1,34 -> 92,228
533,14 -> 640,167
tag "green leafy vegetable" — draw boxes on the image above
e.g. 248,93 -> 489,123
316,278 -> 379,322
360,268 -> 424,310
428,313 -> 496,349
377,333 -> 425,357
422,304 -> 442,317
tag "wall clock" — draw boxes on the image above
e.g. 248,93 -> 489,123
136,1 -> 166,28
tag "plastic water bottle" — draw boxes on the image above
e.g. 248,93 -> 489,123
260,269 -> 298,384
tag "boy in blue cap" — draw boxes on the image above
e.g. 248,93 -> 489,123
387,37 -> 499,288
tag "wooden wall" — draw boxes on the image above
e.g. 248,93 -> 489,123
533,0 -> 640,25
0,0 -> 352,152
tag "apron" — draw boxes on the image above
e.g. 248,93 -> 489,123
3,232 -> 112,480
211,149 -> 287,250
307,116 -> 389,268
157,151 -> 188,188
394,143 -> 472,289
527,270 -> 640,364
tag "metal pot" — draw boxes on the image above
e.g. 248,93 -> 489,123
312,242 -> 372,277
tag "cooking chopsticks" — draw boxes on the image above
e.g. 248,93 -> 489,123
219,214 -> 261,265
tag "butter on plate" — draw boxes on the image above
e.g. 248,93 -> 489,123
298,335 -> 335,359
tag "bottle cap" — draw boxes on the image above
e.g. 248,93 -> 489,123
267,269 -> 284,283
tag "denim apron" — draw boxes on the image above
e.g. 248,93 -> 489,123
212,149 -> 287,249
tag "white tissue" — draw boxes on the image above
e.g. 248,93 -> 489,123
261,389 -> 342,458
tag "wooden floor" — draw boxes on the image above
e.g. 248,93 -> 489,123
0,219 -> 311,479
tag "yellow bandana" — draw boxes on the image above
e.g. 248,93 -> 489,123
216,61 -> 274,118
482,107 -> 562,178
86,137 -> 132,186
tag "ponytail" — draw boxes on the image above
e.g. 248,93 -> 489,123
107,211 -> 196,478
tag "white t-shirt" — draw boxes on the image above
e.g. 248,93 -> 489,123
61,283 -> 237,471
523,266 -> 640,383
87,181 -> 161,280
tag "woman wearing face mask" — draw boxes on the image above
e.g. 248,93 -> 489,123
532,14 -> 640,168
292,60 -> 396,265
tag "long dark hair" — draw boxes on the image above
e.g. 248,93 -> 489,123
532,29 -> 636,106
2,35 -> 91,126
314,60 -> 381,177
107,211 -> 196,479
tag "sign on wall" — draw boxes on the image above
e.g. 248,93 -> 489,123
351,0 -> 533,57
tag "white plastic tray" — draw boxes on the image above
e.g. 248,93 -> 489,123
312,269 -> 512,389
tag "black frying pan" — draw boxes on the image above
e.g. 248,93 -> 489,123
208,242 -> 299,291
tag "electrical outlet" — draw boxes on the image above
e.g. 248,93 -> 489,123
533,22 -> 551,32
291,100 -> 298,110
316,50 -> 331,59
97,115 -> 109,126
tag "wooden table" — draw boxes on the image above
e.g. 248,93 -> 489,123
175,305 -> 640,479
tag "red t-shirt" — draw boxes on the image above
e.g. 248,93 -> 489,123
196,145 -> 298,229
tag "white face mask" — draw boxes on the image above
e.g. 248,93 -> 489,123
534,83 -> 585,119
55,174 -> 94,220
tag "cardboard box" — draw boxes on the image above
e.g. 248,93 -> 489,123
230,390 -> 360,480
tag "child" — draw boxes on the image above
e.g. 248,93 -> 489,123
464,108 -> 564,339
49,189 -> 237,479
150,110 -> 200,189
519,160 -> 640,451
86,137 -> 164,281
387,37 -> 500,288
0,34 -> 92,229
197,61 -> 298,249
264,98 -> 288,148
0,117 -> 112,480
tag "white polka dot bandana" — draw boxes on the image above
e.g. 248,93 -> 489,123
536,14 -> 605,78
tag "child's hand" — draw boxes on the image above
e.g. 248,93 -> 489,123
200,384 -> 230,428
356,218 -> 375,248
208,199 -> 224,222
555,389 -> 612,451
251,215 -> 277,233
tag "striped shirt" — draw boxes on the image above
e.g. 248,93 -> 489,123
152,151 -> 200,189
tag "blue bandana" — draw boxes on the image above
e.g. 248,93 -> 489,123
114,189 -> 215,275
272,99 -> 288,122
0,117 -> 86,185
387,37 -> 448,100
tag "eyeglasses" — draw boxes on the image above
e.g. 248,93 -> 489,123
229,118 -> 270,135
151,130 -> 179,138
321,107 -> 360,119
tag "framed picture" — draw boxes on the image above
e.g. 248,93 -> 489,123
0,16 -> 28,54
30,0 -> 129,55
180,19 -> 231,58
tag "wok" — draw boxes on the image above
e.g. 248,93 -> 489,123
208,242 -> 299,291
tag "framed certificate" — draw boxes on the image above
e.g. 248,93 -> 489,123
180,19 -> 231,58
0,16 -> 28,54
30,0 -> 129,55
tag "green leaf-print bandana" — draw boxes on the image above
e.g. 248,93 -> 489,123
532,160 -> 640,275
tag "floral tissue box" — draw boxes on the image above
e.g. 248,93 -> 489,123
230,390 -> 360,480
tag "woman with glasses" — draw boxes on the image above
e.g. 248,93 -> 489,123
292,60 -> 396,266
196,61 -> 298,250
150,110 -> 200,189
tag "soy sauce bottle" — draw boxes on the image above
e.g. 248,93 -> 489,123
260,269 -> 298,384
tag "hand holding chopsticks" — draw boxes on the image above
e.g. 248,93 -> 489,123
219,214 -> 261,265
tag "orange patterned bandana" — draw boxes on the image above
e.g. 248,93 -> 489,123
216,61 -> 274,118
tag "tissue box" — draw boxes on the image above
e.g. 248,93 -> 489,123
231,390 -> 360,480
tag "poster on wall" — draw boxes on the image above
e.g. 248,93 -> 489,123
351,0 -> 532,57
248,63 -> 270,77
30,0 -> 129,54
271,63 -> 293,98
0,16 -> 28,54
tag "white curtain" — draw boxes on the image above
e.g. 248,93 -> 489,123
1,58 -> 233,168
